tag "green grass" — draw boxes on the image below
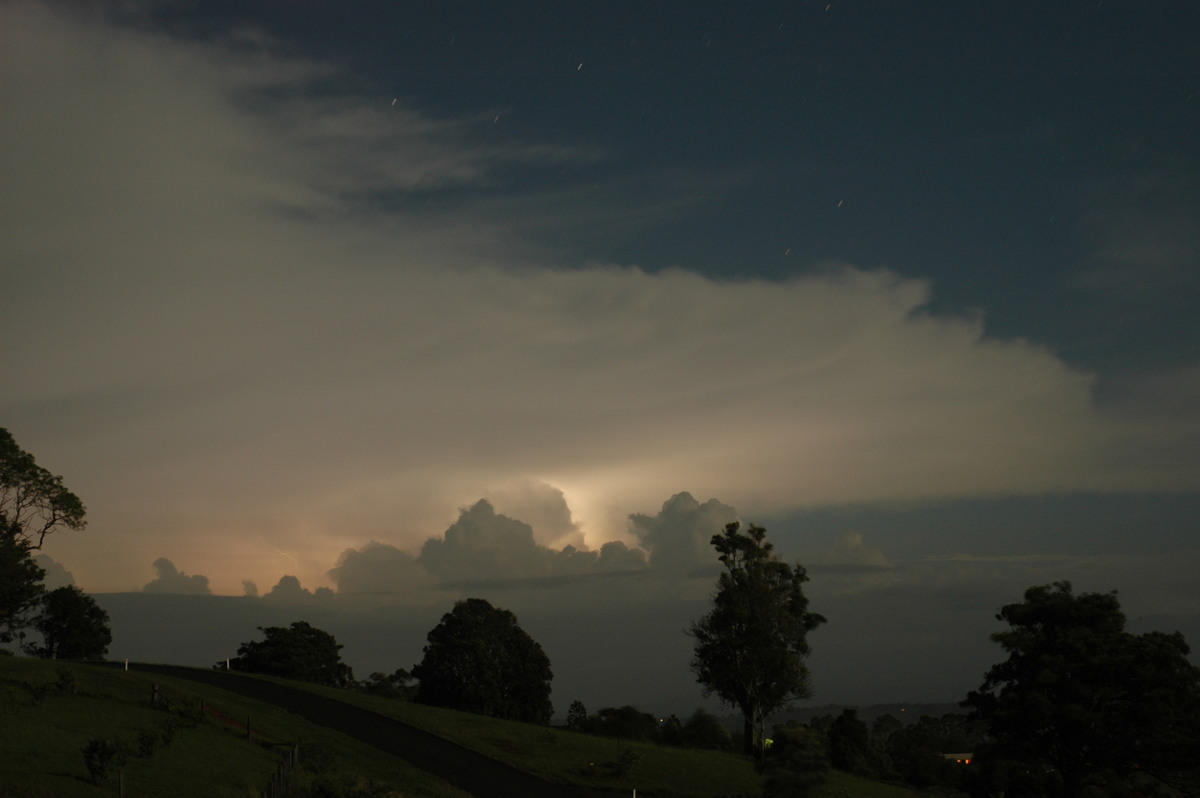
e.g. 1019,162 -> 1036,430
264,676 -> 943,798
2,655 -> 944,797
0,655 -> 468,798
814,770 -> 933,798
267,677 -> 757,795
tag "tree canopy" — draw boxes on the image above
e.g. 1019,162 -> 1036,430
412,597 -> 553,724
0,531 -> 46,644
690,522 -> 825,756
964,581 -> 1200,798
0,428 -> 87,646
230,621 -> 353,687
1,428 -> 87,550
24,585 -> 112,660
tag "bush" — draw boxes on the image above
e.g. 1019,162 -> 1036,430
763,723 -> 828,798
583,705 -> 661,741
682,708 -> 733,750
81,737 -> 126,784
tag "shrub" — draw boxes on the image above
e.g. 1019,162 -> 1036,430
81,737 -> 126,784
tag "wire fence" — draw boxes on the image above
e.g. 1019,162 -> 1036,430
261,744 -> 301,798
148,681 -> 300,797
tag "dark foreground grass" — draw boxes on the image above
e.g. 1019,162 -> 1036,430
0,655 -> 468,798
282,677 -> 937,798
271,677 -> 757,796
2,656 -> 939,798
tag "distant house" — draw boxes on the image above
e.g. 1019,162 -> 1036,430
943,753 -> 973,764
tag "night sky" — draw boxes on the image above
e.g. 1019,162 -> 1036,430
3,1 -> 1198,711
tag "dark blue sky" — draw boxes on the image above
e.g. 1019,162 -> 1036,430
3,0 -> 1197,707
147,0 -> 1200,374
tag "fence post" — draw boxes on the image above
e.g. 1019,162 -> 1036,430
151,683 -> 158,706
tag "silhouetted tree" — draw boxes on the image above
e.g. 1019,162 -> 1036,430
230,621 -> 353,687
885,717 -> 948,788
1,428 -> 86,644
881,712 -> 984,790
24,586 -> 111,660
412,598 -> 553,724
828,708 -> 878,776
585,705 -> 661,741
763,721 -> 828,798
869,713 -> 903,759
566,700 -> 588,730
681,707 -> 733,750
660,714 -> 685,745
690,522 -> 825,756
0,428 -> 87,550
360,668 -> 415,699
964,582 -> 1200,798
0,529 -> 45,645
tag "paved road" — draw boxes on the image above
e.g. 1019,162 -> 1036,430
106,663 -> 616,798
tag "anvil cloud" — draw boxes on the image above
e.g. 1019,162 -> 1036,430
2,1 -> 1197,708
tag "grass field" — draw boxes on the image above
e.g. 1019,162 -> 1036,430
0,655 -> 467,798
1,655 -> 938,797
272,676 -> 934,798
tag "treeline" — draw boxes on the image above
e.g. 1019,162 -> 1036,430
764,708 -> 985,794
220,600 -> 555,725
559,701 -> 985,793
564,702 -> 733,750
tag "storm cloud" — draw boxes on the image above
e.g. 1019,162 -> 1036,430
142,558 -> 212,596
630,492 -> 738,576
2,1 -> 1197,709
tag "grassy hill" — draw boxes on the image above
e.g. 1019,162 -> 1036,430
0,655 -> 467,798
0,655 -> 937,798
281,681 -> 939,798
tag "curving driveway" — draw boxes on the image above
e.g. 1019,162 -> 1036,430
111,663 -> 616,798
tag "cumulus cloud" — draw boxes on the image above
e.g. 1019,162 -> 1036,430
331,500 -> 650,595
262,575 -> 332,604
3,0 -> 1196,596
629,492 -> 738,576
33,554 -> 76,590
420,500 -> 550,584
551,540 -> 648,576
808,531 -> 892,575
487,481 -> 584,550
143,558 -> 212,595
329,542 -> 435,596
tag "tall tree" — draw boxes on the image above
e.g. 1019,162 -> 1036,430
690,522 -> 825,756
412,598 -> 553,724
24,586 -> 112,660
0,531 -> 46,644
230,621 -> 353,687
964,582 -> 1200,798
566,699 -> 588,730
0,428 -> 87,550
1,428 -> 86,645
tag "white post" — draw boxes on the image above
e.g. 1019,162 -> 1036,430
124,659 -> 128,671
